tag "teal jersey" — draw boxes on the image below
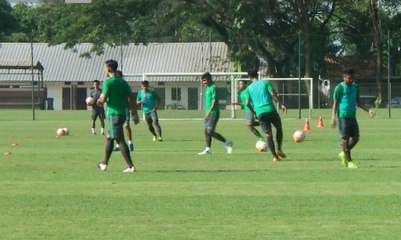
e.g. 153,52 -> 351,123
245,80 -> 275,115
333,82 -> 360,118
102,76 -> 132,115
239,90 -> 250,112
137,90 -> 159,113
205,83 -> 219,114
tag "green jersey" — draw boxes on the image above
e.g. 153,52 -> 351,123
205,83 -> 219,115
245,80 -> 275,115
102,76 -> 132,116
239,90 -> 250,112
137,90 -> 159,113
333,82 -> 360,118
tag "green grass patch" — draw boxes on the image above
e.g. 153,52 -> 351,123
1,109 -> 401,239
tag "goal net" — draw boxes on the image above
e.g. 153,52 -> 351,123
123,72 -> 313,119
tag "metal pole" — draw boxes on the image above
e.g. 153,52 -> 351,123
120,34 -> 123,72
388,29 -> 391,118
30,32 -> 35,120
209,30 -> 212,72
298,32 -> 301,119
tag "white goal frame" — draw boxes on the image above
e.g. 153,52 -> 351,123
123,72 -> 313,119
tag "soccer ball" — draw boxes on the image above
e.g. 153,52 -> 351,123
85,97 -> 94,106
62,127 -> 69,136
56,128 -> 64,136
255,140 -> 267,152
56,128 -> 69,137
293,130 -> 305,143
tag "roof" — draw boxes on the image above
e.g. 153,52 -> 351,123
0,60 -> 44,70
0,42 -> 233,82
324,56 -> 387,79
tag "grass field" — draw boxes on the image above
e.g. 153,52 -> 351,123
1,109 -> 401,240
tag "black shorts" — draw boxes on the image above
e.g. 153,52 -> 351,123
107,114 -> 126,140
257,111 -> 282,135
204,112 -> 219,131
338,117 -> 359,138
91,107 -> 105,121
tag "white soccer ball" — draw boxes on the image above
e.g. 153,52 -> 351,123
62,127 -> 69,136
255,140 -> 267,152
56,128 -> 64,136
85,97 -> 94,106
293,130 -> 305,143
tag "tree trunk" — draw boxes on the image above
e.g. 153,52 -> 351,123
369,0 -> 383,98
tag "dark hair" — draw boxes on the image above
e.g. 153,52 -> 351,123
115,70 -> 123,77
343,68 -> 354,75
201,72 -> 212,81
247,70 -> 259,78
105,59 -> 118,72
141,80 -> 149,86
93,80 -> 100,84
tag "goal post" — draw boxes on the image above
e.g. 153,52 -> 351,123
122,72 -> 313,119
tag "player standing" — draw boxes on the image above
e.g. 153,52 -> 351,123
88,80 -> 105,136
331,68 -> 375,168
96,60 -> 139,173
198,72 -> 233,155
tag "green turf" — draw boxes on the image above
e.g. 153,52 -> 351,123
1,109 -> 401,239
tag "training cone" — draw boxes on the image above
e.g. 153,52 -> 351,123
303,118 -> 311,132
317,115 -> 324,128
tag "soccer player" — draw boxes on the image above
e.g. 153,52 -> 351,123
245,70 -> 286,162
136,81 -> 163,141
198,72 -> 233,155
232,80 -> 263,140
88,80 -> 105,135
96,60 -> 139,173
113,70 -> 134,152
331,68 -> 375,169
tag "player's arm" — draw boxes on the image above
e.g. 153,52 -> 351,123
356,96 -> 376,117
270,91 -> 286,113
153,92 -> 160,112
331,100 -> 338,127
128,92 -> 139,124
97,93 -> 107,106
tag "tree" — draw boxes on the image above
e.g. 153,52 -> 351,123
0,0 -> 17,41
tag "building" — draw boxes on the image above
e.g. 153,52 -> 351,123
0,42 -> 236,110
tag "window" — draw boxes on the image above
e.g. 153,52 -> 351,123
171,87 -> 181,101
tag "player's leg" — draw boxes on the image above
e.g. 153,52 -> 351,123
113,115 -> 135,172
245,112 -> 263,139
99,108 -> 105,135
346,118 -> 360,168
91,109 -> 97,135
338,117 -> 354,167
270,111 -> 285,158
259,112 -> 279,161
198,118 -> 213,155
145,113 -> 157,140
150,112 -> 162,141
98,115 -> 113,171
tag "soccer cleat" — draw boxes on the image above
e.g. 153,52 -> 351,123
277,150 -> 286,158
113,146 -> 120,151
224,141 -> 233,154
347,161 -> 358,169
158,137 -> 163,142
92,132 -> 96,136
122,166 -> 136,173
101,131 -> 105,136
153,136 -> 157,141
272,157 -> 280,162
338,151 -> 347,167
97,162 -> 107,171
129,143 -> 134,152
198,149 -> 211,155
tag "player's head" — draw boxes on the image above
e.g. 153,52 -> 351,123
247,69 -> 259,79
238,80 -> 248,90
201,72 -> 212,86
342,68 -> 354,85
141,80 -> 150,91
93,80 -> 100,88
115,70 -> 123,78
105,59 -> 118,76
